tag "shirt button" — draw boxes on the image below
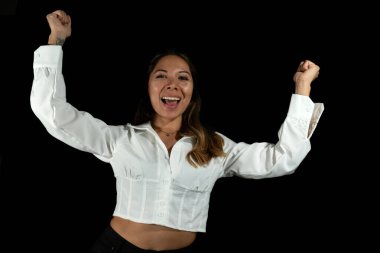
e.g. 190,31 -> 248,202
135,175 -> 142,180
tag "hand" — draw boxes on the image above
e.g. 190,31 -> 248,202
46,10 -> 71,45
293,60 -> 320,96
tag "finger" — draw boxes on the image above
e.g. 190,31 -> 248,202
52,10 -> 66,17
47,10 -> 71,26
46,13 -> 59,26
303,60 -> 311,70
47,10 -> 62,22
296,61 -> 304,72
50,10 -> 68,22
46,13 -> 57,20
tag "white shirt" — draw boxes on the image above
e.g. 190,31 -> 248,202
30,46 -> 324,232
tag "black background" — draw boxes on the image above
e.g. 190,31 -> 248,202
1,0 -> 375,252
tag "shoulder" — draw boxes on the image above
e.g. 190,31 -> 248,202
215,131 -> 236,147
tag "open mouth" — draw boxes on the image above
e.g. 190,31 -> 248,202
161,96 -> 181,104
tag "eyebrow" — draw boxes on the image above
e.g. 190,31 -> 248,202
153,69 -> 191,75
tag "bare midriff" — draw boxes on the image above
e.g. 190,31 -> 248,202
110,216 -> 197,251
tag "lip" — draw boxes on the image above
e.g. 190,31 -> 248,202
160,96 -> 181,109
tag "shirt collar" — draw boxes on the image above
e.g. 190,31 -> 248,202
127,121 -> 155,134
128,121 -> 192,141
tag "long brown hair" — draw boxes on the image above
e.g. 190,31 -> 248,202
133,49 -> 226,167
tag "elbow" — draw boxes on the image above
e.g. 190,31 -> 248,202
30,92 -> 59,130
273,141 -> 311,176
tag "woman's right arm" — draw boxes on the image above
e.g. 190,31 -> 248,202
30,10 -> 124,160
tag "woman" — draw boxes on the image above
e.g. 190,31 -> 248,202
31,10 -> 324,252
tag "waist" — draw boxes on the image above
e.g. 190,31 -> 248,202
110,216 -> 197,251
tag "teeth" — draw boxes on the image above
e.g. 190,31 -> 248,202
162,97 -> 180,101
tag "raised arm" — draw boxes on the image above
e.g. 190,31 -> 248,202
222,60 -> 324,179
30,10 -> 124,161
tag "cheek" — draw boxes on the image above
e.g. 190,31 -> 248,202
183,85 -> 193,98
148,78 -> 163,106
148,83 -> 160,97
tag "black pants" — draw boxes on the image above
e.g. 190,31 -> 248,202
90,226 -> 194,253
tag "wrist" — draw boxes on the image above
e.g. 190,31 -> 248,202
48,34 -> 66,46
295,81 -> 311,96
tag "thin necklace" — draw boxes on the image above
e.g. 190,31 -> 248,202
161,131 -> 175,137
154,127 -> 178,137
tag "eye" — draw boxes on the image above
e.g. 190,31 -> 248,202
156,74 -> 166,79
178,75 -> 189,81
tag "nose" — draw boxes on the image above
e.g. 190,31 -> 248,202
165,78 -> 178,90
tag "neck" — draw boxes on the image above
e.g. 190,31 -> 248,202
152,124 -> 179,136
151,117 -> 182,135
154,128 -> 178,137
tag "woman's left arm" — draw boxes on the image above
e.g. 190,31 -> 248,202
221,60 -> 324,179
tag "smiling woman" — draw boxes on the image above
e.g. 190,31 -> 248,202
30,9 -> 324,253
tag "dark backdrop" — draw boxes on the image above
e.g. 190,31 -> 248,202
1,0 -> 371,252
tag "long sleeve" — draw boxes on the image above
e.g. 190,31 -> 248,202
222,94 -> 324,179
30,45 -> 124,160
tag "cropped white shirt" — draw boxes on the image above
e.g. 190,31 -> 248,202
30,46 -> 324,232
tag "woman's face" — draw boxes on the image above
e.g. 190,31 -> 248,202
148,55 -> 193,121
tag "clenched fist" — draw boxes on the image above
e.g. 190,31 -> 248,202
46,10 -> 71,45
293,60 -> 320,96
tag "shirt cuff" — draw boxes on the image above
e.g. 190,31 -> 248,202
287,94 -> 315,120
33,45 -> 63,72
287,94 -> 324,138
